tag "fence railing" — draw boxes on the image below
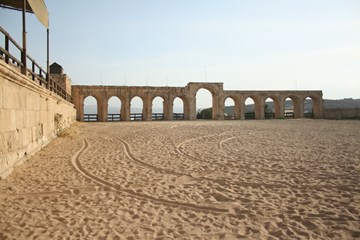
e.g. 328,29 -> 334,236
152,113 -> 164,120
284,112 -> 294,118
0,26 -> 72,102
108,114 -> 121,121
173,113 -> 184,120
84,114 -> 98,122
130,113 -> 143,121
245,112 -> 255,120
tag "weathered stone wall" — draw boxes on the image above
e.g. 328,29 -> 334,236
0,61 -> 76,179
323,108 -> 360,119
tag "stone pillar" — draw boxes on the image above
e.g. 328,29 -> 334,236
274,97 -> 282,119
314,97 -> 323,119
258,97 -> 265,120
188,95 -> 196,120
213,95 -> 224,120
97,97 -> 107,122
294,98 -> 303,119
143,94 -> 152,121
279,96 -> 286,118
123,97 -> 131,121
234,99 -> 240,120
164,96 -> 172,120
239,96 -> 245,120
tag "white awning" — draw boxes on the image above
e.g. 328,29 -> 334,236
27,0 -> 48,28
0,0 -> 49,28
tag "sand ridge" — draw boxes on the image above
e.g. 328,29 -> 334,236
0,120 -> 359,239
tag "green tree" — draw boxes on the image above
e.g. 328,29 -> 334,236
197,108 -> 212,119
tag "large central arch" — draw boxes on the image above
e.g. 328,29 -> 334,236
71,83 -> 323,121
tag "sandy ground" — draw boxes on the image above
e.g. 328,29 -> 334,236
0,119 -> 359,240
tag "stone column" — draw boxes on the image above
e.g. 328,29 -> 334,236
234,99 -> 240,120
188,94 -> 196,120
274,97 -> 282,119
97,97 -> 107,122
213,95 -> 224,120
239,96 -> 245,120
164,96 -> 172,120
123,97 -> 131,121
294,98 -> 303,119
258,97 -> 265,120
143,94 -> 152,121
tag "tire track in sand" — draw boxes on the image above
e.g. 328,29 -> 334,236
70,138 -> 229,214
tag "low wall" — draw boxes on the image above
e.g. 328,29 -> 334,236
323,108 -> 360,119
0,61 -> 76,179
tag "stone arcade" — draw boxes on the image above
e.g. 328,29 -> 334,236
72,82 -> 323,121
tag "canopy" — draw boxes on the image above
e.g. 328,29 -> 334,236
0,0 -> 48,28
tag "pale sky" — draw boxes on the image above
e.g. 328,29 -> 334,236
1,0 -> 360,109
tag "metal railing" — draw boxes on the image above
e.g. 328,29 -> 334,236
173,113 -> 184,120
265,112 -> 275,119
108,114 -> 121,121
284,112 -> 294,118
152,113 -> 164,120
245,112 -> 255,120
84,114 -> 98,122
130,113 -> 143,121
0,26 -> 72,102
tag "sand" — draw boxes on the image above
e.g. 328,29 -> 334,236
0,119 -> 359,239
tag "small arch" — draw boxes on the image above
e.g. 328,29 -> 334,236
196,88 -> 213,119
108,96 -> 121,121
173,97 -> 184,120
284,97 -> 295,118
83,96 -> 98,122
304,96 -> 316,118
244,97 -> 256,120
264,97 -> 275,119
224,97 -> 235,120
152,96 -> 164,120
130,96 -> 144,121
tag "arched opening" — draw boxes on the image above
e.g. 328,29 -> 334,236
284,97 -> 295,118
196,88 -> 213,119
108,96 -> 121,121
152,96 -> 164,120
83,96 -> 98,122
224,97 -> 235,120
245,97 -> 256,120
173,97 -> 184,120
304,97 -> 314,118
264,97 -> 275,119
130,96 -> 143,121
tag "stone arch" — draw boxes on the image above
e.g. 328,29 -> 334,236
243,95 -> 261,119
223,96 -> 236,120
187,82 -> 223,120
284,95 -> 301,118
107,96 -> 122,121
130,95 -> 144,121
152,96 -> 165,120
195,88 -> 214,120
172,96 -> 185,120
264,95 -> 281,119
83,95 -> 99,121
302,95 -> 322,119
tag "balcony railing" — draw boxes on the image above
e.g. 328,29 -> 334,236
0,26 -> 72,102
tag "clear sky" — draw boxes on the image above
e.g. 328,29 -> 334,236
1,0 -> 360,109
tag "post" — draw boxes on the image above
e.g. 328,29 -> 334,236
21,0 -> 27,75
46,28 -> 50,88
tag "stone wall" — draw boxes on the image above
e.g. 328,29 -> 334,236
0,61 -> 76,179
323,108 -> 360,119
